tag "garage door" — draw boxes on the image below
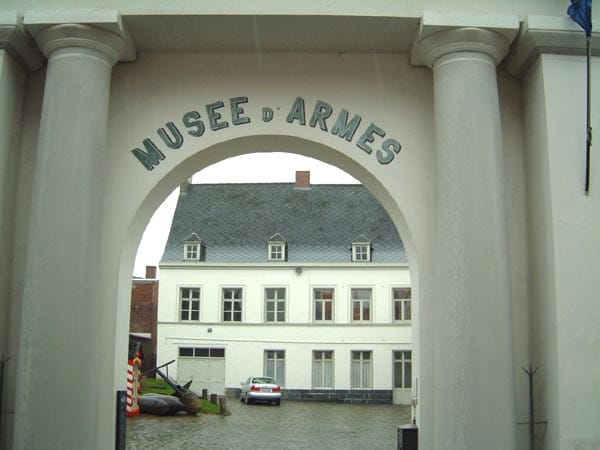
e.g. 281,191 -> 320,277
177,347 -> 225,395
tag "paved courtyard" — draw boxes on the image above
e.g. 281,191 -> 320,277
126,400 -> 412,449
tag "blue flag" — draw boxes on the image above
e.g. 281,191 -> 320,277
568,0 -> 593,36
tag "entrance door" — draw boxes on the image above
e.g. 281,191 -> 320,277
392,350 -> 412,405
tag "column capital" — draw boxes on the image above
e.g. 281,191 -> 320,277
24,10 -> 135,65
0,11 -> 44,71
411,12 -> 519,68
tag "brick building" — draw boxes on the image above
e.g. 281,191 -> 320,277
130,266 -> 159,372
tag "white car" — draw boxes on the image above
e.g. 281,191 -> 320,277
240,376 -> 282,405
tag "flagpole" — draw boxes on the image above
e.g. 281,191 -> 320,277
585,32 -> 592,195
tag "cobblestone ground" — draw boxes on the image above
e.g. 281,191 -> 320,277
127,399 -> 412,449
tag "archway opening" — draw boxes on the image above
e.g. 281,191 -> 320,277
120,138 -> 421,447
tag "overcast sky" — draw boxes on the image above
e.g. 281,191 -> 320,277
133,152 -> 359,277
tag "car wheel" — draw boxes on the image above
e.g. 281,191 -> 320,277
274,400 -> 281,406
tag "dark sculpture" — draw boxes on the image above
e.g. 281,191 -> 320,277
139,360 -> 201,416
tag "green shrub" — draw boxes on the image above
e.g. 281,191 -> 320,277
200,398 -> 221,414
140,377 -> 175,395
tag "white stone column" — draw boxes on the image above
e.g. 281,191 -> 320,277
415,26 -> 517,449
14,23 -> 130,449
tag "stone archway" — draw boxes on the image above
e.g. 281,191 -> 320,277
7,9 -> 582,450
11,37 -> 511,450
115,136 -> 427,449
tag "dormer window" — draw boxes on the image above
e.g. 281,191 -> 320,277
268,233 -> 287,261
183,233 -> 204,261
270,243 -> 284,260
351,235 -> 372,262
185,242 -> 200,260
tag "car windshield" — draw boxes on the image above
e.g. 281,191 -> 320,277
252,377 -> 275,384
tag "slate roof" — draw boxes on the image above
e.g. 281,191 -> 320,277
161,183 -> 406,264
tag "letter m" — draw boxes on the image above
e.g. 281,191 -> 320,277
131,139 -> 165,171
331,109 -> 362,142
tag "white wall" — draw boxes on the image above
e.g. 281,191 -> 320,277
159,329 -> 412,389
523,53 -> 600,450
0,48 -> 26,450
498,68 -> 531,447
157,264 -> 412,395
158,264 -> 410,324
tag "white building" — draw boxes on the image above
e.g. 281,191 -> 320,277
158,173 -> 413,404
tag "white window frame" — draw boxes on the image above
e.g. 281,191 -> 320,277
350,287 -> 373,322
183,242 -> 201,260
222,287 -> 243,322
351,350 -> 372,389
264,350 -> 286,386
312,350 -> 334,389
265,287 -> 287,323
179,286 -> 201,322
352,243 -> 371,262
268,242 -> 286,261
392,287 -> 412,322
313,287 -> 335,322
393,350 -> 412,389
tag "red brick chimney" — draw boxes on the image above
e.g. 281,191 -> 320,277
145,266 -> 157,279
295,171 -> 311,190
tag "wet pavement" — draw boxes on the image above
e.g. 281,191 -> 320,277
127,399 -> 411,449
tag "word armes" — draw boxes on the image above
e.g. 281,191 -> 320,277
131,96 -> 402,171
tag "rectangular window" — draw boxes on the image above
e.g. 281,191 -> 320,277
351,288 -> 372,321
265,288 -> 286,322
264,350 -> 285,386
211,348 -> 225,358
178,347 -> 225,358
180,287 -> 200,321
184,243 -> 200,260
393,287 -> 412,321
312,351 -> 334,388
351,351 -> 372,388
314,288 -> 334,321
352,244 -> 370,261
269,243 -> 285,261
393,351 -> 412,389
222,287 -> 243,322
179,347 -> 194,357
